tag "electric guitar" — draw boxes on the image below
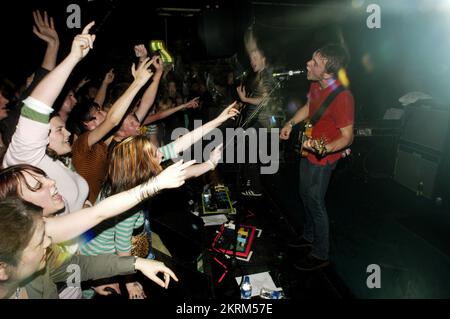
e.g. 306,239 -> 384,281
234,74 -> 282,130
297,120 -> 328,158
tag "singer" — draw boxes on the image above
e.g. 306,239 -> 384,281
280,44 -> 354,271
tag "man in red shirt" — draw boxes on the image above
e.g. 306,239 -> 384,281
280,44 -> 354,270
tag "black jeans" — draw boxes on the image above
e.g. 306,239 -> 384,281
299,158 -> 336,260
240,122 -> 264,193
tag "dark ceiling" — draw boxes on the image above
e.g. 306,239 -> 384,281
2,0 -> 450,115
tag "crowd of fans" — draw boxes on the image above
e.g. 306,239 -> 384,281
0,10 -> 240,299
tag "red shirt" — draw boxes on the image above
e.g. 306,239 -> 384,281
306,80 -> 354,165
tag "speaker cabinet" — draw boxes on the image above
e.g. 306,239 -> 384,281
401,105 -> 450,153
393,144 -> 440,199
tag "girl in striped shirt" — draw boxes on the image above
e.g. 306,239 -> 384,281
80,135 -> 223,298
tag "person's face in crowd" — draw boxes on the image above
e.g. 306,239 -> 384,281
0,90 -> 9,121
168,81 -> 177,97
249,50 -> 266,73
119,114 -> 140,138
85,104 -> 106,131
10,218 -> 52,282
306,51 -> 329,82
60,90 -> 77,115
49,116 -> 72,155
20,171 -> 65,216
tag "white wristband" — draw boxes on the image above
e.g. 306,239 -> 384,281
207,160 -> 216,170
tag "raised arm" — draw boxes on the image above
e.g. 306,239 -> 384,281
44,159 -> 195,243
94,69 -> 115,107
30,21 -> 95,107
184,143 -> 222,179
142,97 -> 199,126
237,85 -> 266,106
171,102 -> 239,154
134,45 -> 164,122
52,254 -> 178,291
32,10 -> 59,71
87,59 -> 154,147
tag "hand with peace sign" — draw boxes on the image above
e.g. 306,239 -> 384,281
70,21 -> 96,61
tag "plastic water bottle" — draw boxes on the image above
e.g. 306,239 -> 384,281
260,287 -> 284,299
240,276 -> 252,299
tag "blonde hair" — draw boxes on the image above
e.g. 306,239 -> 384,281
105,135 -> 162,196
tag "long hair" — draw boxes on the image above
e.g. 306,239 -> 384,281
103,135 -> 162,196
0,197 -> 41,267
0,164 -> 47,200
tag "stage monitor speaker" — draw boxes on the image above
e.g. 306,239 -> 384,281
393,144 -> 440,199
401,105 -> 450,153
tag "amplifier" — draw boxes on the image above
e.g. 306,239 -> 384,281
393,143 -> 441,199
354,120 -> 402,137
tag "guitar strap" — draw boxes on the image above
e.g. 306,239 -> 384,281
308,85 -> 345,126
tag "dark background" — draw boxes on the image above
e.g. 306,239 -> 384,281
1,0 -> 450,121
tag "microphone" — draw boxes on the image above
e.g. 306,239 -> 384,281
272,69 -> 305,77
236,71 -> 247,80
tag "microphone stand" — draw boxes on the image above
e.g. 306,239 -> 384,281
229,75 -> 291,282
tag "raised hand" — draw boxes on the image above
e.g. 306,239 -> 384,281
155,159 -> 196,190
215,101 -> 239,123
237,85 -> 247,102
134,44 -> 148,61
70,21 -> 96,61
131,57 -> 155,86
75,76 -> 90,92
153,56 -> 164,74
103,68 -> 115,85
209,143 -> 223,166
134,258 -> 179,289
184,97 -> 200,109
32,10 -> 59,46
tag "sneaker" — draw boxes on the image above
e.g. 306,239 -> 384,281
241,190 -> 263,197
293,255 -> 330,271
287,237 -> 313,248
